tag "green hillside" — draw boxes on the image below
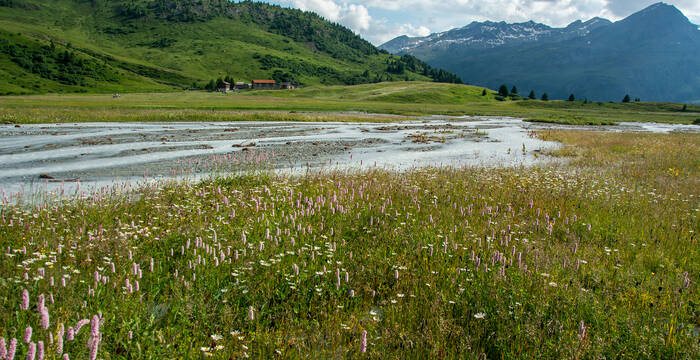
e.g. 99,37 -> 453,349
0,0 -> 461,95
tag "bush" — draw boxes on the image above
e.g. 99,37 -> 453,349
494,95 -> 507,102
693,118 -> 700,125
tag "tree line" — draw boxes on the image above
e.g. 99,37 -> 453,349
496,83 -> 643,103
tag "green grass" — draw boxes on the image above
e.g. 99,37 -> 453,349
0,82 -> 698,124
1,130 -> 698,358
0,0 -> 454,94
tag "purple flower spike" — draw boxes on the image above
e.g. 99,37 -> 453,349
8,338 -> 17,360
23,327 -> 32,344
26,342 -> 36,360
90,315 -> 100,337
0,338 -> 6,359
37,341 -> 44,360
360,330 -> 367,353
21,290 -> 29,310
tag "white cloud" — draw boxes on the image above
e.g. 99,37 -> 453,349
281,0 -> 425,43
340,4 -> 371,32
288,0 -> 342,21
285,1 -> 371,33
368,21 -> 432,44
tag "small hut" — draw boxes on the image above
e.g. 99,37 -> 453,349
217,81 -> 231,93
252,80 -> 278,90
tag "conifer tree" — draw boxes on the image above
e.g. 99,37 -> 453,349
498,84 -> 509,97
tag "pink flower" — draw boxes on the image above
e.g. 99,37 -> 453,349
88,336 -> 100,360
74,319 -> 89,336
21,290 -> 29,310
57,324 -> 64,354
90,315 -> 100,337
39,305 -> 49,330
0,338 -> 6,359
23,327 -> 32,344
26,342 -> 36,360
37,341 -> 44,360
360,330 -> 367,353
8,338 -> 17,360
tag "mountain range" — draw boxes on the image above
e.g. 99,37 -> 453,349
380,2 -> 700,103
0,0 -> 460,95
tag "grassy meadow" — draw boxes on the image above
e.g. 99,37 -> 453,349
0,128 -> 698,359
1,82 -> 699,124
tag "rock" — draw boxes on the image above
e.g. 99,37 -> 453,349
39,174 -> 55,180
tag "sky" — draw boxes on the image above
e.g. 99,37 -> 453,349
252,0 -> 700,45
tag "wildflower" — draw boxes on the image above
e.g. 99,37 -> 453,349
0,338 -> 6,359
26,342 -> 36,360
23,327 -> 32,343
88,336 -> 100,360
474,312 -> 486,319
37,341 -> 44,360
578,320 -> 586,341
40,305 -> 49,330
248,306 -> 255,321
360,330 -> 367,353
90,315 -> 100,337
56,324 -> 64,354
210,334 -> 223,341
74,319 -> 89,335
21,289 -> 29,310
8,338 -> 17,360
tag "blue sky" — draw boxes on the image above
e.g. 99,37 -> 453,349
243,1 -> 700,45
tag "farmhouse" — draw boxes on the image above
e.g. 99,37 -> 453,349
252,80 -> 278,90
234,82 -> 250,89
216,81 -> 231,92
281,82 -> 297,90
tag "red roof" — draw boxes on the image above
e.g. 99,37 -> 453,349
252,80 -> 276,84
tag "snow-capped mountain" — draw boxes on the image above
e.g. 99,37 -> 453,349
380,17 -> 611,53
379,2 -> 700,103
